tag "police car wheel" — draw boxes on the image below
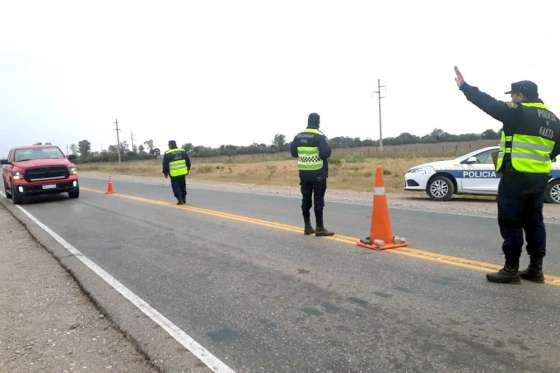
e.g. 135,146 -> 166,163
545,180 -> 560,204
427,176 -> 455,201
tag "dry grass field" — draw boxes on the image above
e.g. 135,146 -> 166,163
80,156 -> 443,192
79,140 -> 499,193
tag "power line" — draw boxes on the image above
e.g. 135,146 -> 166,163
373,78 -> 386,151
114,118 -> 122,164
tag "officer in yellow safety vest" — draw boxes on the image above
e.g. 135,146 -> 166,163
455,67 -> 560,284
290,113 -> 335,236
162,140 -> 191,205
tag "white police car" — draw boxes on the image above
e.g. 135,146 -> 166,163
404,146 -> 560,203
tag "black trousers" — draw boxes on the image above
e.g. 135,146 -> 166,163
300,177 -> 327,227
497,170 -> 547,267
170,175 -> 187,200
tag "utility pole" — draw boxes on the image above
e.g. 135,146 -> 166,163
114,119 -> 122,164
374,78 -> 386,151
130,132 -> 135,152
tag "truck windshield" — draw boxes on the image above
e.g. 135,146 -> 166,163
15,147 -> 65,162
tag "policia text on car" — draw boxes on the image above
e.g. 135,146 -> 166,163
291,113 -> 335,237
162,140 -> 191,205
455,66 -> 560,284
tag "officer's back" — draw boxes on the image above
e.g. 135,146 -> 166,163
290,115 -> 331,181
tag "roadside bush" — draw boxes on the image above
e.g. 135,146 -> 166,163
344,154 -> 366,163
329,157 -> 344,166
195,165 -> 214,174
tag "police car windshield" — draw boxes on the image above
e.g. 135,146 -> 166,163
15,147 -> 65,162
459,147 -> 499,162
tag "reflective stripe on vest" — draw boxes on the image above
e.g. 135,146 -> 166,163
166,148 -> 189,177
496,133 -> 511,171
297,129 -> 324,171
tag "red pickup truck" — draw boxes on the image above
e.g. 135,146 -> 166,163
1,145 -> 79,204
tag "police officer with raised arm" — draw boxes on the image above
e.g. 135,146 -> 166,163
455,66 -> 560,284
291,113 -> 335,237
162,140 -> 191,205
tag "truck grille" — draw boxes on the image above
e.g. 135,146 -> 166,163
24,166 -> 69,182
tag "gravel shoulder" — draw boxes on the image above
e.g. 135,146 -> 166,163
0,206 -> 158,373
82,171 -> 560,224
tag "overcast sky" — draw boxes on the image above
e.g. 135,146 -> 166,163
1,0 -> 559,156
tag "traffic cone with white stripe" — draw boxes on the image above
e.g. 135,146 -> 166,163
105,176 -> 115,194
357,166 -> 407,250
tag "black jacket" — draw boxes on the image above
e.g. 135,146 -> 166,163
162,147 -> 191,177
460,83 -> 560,164
290,128 -> 332,180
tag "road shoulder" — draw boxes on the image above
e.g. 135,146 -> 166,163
0,205 -> 157,372
0,197 -> 211,373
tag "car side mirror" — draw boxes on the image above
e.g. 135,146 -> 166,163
67,154 -> 77,161
0,159 -> 9,165
465,156 -> 478,164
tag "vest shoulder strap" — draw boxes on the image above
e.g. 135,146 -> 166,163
521,102 -> 549,110
166,148 -> 183,154
303,128 -> 323,135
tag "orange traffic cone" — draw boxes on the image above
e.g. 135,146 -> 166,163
105,176 -> 115,194
357,166 -> 407,250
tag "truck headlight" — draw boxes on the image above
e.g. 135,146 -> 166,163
69,167 -> 78,175
12,171 -> 22,180
407,166 -> 435,175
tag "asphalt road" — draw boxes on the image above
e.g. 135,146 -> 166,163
11,175 -> 560,372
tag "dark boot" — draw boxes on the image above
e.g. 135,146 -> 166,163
302,211 -> 313,235
520,256 -> 545,283
314,210 -> 333,236
315,227 -> 335,237
181,195 -> 187,205
176,198 -> 183,205
304,226 -> 315,235
486,265 -> 521,284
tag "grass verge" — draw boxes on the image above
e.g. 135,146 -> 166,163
78,156 -> 446,193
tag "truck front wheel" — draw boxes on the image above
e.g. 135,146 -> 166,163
68,187 -> 80,199
12,186 -> 24,205
3,181 -> 12,199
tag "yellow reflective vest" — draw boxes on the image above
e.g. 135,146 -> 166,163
297,129 -> 324,171
497,102 -> 557,174
165,148 -> 189,177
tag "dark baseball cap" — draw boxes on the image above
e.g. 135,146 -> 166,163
505,80 -> 539,99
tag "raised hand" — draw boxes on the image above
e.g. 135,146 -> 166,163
454,66 -> 465,88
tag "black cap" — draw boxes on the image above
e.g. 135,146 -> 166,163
307,113 -> 320,129
505,80 -> 539,99
168,140 -> 177,148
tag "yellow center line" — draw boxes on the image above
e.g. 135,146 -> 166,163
81,187 -> 560,287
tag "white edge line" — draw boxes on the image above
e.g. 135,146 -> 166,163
3,197 -> 234,373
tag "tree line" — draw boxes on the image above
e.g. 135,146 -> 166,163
71,128 -> 499,162
70,139 -> 161,163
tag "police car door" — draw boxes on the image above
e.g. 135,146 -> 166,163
460,149 -> 500,193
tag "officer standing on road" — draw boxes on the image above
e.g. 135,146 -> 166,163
455,66 -> 560,284
162,140 -> 191,205
291,113 -> 335,237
